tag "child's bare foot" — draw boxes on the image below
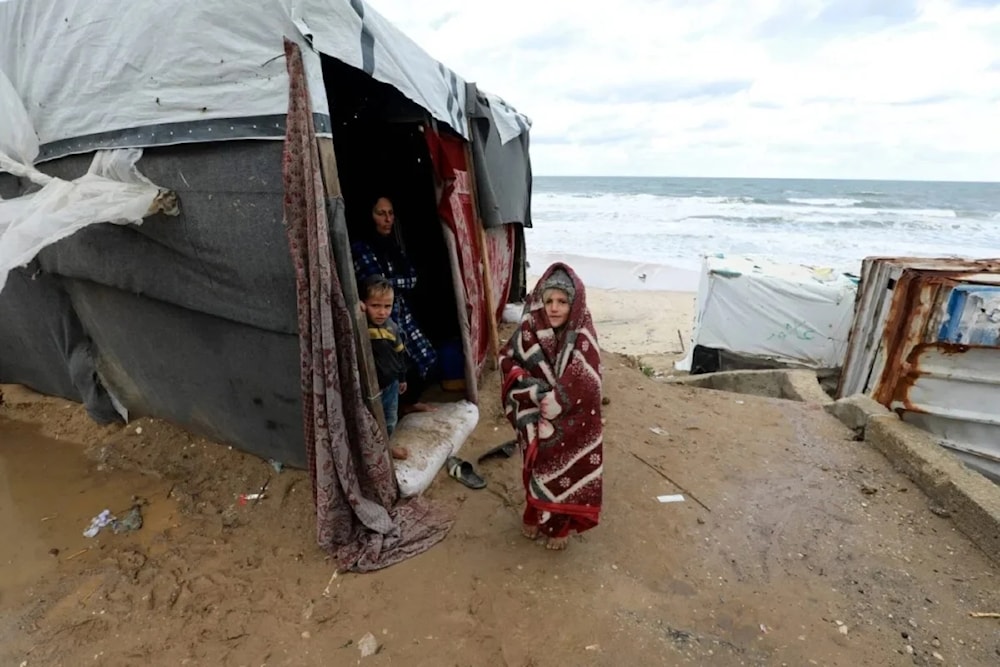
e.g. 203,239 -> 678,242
522,524 -> 540,540
546,536 -> 569,550
390,446 -> 409,460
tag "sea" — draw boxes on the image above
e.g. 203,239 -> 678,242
526,176 -> 1000,285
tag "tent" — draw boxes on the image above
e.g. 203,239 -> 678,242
676,255 -> 858,376
0,0 -> 533,570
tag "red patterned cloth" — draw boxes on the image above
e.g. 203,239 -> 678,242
281,40 -> 453,571
500,263 -> 603,538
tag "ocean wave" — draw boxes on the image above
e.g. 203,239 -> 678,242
787,197 -> 860,207
535,191 -> 961,218
528,177 -> 1000,271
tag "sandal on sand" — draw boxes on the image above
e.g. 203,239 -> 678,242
446,456 -> 486,490
477,440 -> 516,464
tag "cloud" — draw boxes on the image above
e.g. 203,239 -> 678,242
427,11 -> 458,30
757,0 -> 921,40
816,0 -> 921,25
950,0 -> 1000,7
696,119 -> 730,131
568,80 -> 753,105
531,134 -> 574,146
887,93 -> 958,106
369,0 -> 1000,181
511,27 -> 581,52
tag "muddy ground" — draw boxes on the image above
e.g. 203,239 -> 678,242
1,354 -> 999,666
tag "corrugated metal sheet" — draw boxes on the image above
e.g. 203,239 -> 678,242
839,257 -> 1000,483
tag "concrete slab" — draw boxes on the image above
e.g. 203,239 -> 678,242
824,393 -> 893,432
667,368 -> 833,404
867,415 -> 1000,565
781,369 -> 835,405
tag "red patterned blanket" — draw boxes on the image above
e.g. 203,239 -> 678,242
500,263 -> 603,536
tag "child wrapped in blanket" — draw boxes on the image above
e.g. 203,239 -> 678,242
499,263 -> 603,550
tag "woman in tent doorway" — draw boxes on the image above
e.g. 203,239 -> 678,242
351,195 -> 437,413
499,263 -> 604,551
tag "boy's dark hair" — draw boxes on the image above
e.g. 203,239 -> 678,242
362,275 -> 394,300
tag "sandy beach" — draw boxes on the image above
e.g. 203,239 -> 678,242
2,258 -> 999,667
4,347 -> 999,666
528,252 -> 697,374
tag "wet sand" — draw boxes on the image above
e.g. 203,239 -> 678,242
2,356 -> 999,665
0,417 -> 179,598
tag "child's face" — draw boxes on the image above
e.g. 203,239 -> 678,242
543,288 -> 571,328
364,290 -> 394,325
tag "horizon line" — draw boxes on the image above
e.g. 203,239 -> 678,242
533,174 -> 1000,185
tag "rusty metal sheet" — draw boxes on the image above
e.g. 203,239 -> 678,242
892,344 -> 1000,483
840,257 -> 1000,484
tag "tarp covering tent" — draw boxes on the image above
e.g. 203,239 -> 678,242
0,0 -> 533,570
676,255 -> 858,374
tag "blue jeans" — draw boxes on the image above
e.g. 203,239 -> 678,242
381,380 -> 400,437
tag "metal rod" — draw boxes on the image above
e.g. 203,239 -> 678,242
630,451 -> 711,513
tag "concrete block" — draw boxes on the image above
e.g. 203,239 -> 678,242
668,369 -> 784,398
669,368 -> 832,404
781,370 -> 834,405
866,415 -> 1000,565
824,393 -> 893,432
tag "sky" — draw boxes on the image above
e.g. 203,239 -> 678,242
370,0 -> 1000,181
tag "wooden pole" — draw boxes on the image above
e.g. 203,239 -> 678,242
316,137 -> 388,436
462,137 -> 502,370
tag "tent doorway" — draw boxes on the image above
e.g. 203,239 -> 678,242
321,56 -> 464,397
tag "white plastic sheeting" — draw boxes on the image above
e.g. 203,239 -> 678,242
676,255 -> 858,371
0,0 -> 328,155
0,68 -> 175,295
1,0 -> 530,295
0,0 -> 530,159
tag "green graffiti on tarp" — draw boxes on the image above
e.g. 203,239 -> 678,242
768,322 -> 816,341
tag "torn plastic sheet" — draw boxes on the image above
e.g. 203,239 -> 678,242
0,147 -> 179,295
0,68 -> 38,166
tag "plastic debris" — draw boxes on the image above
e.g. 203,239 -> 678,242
238,493 -> 266,505
358,632 -> 380,657
83,509 -> 115,537
649,427 -> 667,436
268,459 -> 284,473
112,504 -> 144,534
656,494 -> 685,503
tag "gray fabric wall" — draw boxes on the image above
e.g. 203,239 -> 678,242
0,113 -> 533,467
467,90 -> 533,230
0,141 -> 308,467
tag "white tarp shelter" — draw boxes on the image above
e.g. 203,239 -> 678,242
0,0 -> 530,293
676,255 -> 859,372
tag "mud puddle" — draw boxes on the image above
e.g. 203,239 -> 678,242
0,417 -> 178,601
